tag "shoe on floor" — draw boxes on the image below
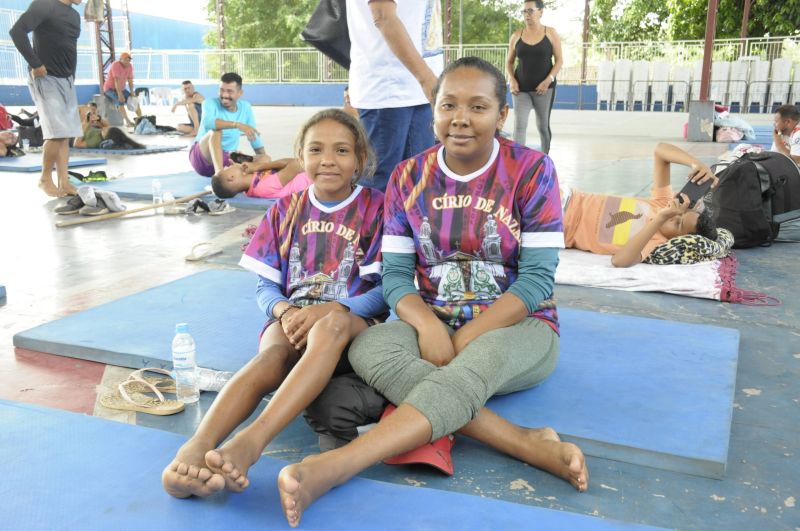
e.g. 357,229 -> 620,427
54,195 -> 85,215
208,199 -> 235,216
79,196 -> 109,216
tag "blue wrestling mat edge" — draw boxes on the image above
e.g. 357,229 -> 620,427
0,399 -> 661,531
0,155 -> 107,172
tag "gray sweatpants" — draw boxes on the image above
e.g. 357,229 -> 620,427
348,318 -> 559,441
512,88 -> 554,153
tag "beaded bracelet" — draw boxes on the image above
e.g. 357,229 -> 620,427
277,304 -> 299,322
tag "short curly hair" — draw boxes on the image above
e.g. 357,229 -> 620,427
694,210 -> 718,241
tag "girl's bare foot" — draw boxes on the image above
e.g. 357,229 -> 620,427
38,180 -> 60,197
277,454 -> 346,528
204,433 -> 264,493
162,439 -> 225,498
518,427 -> 589,491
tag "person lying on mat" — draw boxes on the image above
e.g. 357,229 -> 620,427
162,108 -> 390,499
211,157 -> 312,199
273,57 -> 588,528
562,142 -> 719,267
189,72 -> 267,177
73,112 -> 145,150
0,131 -> 23,157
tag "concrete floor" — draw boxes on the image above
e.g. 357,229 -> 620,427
1,105 -> 798,530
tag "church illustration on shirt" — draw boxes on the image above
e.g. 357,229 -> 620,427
419,215 -> 505,302
287,241 -> 356,303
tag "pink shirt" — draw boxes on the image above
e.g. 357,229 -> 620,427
103,61 -> 134,92
247,170 -> 312,199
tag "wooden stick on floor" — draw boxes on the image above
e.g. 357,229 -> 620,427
55,190 -> 211,228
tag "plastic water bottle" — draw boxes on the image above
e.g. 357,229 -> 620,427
21,138 -> 30,152
152,178 -> 163,214
196,367 -> 234,392
172,323 -> 199,404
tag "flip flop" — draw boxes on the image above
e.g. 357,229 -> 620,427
120,368 -> 177,394
185,242 -> 223,261
99,378 -> 184,416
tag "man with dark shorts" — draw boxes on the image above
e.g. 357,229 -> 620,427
10,0 -> 83,197
190,72 -> 266,177
103,53 -> 141,127
173,80 -> 205,136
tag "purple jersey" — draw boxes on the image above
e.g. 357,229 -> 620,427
383,137 -> 564,331
240,185 -> 384,306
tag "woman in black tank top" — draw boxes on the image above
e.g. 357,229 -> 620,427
505,0 -> 563,153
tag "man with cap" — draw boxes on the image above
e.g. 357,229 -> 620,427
103,52 -> 141,127
9,0 -> 84,197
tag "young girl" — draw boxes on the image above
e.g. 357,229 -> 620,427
162,108 -> 387,498
276,57 -> 588,527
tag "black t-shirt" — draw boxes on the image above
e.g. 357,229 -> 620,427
9,0 -> 81,78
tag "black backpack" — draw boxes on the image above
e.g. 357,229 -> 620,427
705,152 -> 800,248
17,124 -> 44,148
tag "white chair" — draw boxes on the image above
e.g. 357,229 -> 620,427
728,60 -> 749,110
596,60 -> 614,111
631,60 -> 650,110
613,59 -> 632,110
709,61 -> 730,104
748,60 -> 770,113
793,62 -> 800,106
768,58 -> 792,111
148,87 -> 177,106
671,65 -> 691,111
690,60 -> 703,102
650,61 -> 670,111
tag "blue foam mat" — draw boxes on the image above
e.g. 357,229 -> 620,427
13,270 -> 740,478
70,171 -> 274,210
0,155 -> 106,172
71,144 -> 187,155
0,400 -> 655,531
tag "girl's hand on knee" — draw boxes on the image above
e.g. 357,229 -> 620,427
418,322 -> 455,367
283,302 -> 347,350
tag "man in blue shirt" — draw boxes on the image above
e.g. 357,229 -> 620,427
189,72 -> 266,177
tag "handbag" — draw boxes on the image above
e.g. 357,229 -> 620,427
301,0 -> 350,70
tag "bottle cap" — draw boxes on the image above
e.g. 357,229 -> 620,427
175,323 -> 189,334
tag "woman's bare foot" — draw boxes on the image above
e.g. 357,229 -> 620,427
277,454 -> 348,528
204,432 -> 264,493
518,427 -> 589,491
58,181 -> 78,196
162,439 -> 225,498
38,180 -> 61,197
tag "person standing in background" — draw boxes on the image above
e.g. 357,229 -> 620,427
505,0 -> 562,153
9,0 -> 83,197
346,0 -> 444,191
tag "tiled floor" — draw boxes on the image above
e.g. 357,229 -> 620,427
2,105 -> 797,530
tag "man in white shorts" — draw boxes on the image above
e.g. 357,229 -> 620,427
10,0 -> 84,197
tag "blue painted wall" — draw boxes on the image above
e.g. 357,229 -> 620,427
0,1 -> 211,50
0,83 -> 610,110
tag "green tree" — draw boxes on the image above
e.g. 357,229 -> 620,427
204,0 -> 560,49
667,0 -> 800,40
205,0 -> 317,48
589,0 -> 671,42
590,0 -> 800,42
